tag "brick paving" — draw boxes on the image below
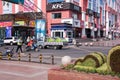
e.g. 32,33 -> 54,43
0,60 -> 57,80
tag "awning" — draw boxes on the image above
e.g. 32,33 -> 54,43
51,25 -> 72,30
0,12 -> 43,22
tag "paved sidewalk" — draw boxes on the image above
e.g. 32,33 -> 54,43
0,60 -> 57,80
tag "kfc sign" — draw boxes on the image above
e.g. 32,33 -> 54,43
47,2 -> 81,13
52,3 -> 63,9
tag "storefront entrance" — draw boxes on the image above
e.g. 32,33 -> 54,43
12,26 -> 34,41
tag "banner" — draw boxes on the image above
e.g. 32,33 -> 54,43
6,27 -> 12,38
2,1 -> 12,14
35,19 -> 46,41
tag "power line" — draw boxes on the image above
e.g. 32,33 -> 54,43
27,0 -> 46,18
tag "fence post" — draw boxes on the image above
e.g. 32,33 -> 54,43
8,53 -> 11,60
0,52 -> 2,60
51,55 -> 54,65
18,53 -> 21,61
39,54 -> 42,63
29,53 -> 31,62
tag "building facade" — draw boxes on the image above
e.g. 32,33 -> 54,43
0,0 -> 120,40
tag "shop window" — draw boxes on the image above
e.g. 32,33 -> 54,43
55,32 -> 61,37
52,13 -> 61,19
67,32 -> 72,38
52,31 -> 63,38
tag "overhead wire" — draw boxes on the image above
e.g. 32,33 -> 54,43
18,0 -> 44,19
27,0 -> 46,18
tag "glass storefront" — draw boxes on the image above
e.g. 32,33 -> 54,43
0,27 -> 5,39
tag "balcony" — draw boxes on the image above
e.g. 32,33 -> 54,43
86,9 -> 94,16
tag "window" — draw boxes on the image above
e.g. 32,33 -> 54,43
55,32 -> 61,37
67,32 -> 72,38
52,13 -> 61,19
88,0 -> 93,10
72,13 -> 78,19
52,31 -> 63,38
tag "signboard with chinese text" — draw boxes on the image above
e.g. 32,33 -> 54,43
0,22 -> 12,27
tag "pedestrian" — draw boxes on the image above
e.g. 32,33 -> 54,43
26,36 -> 31,44
79,33 -> 81,38
16,37 -> 23,53
73,38 -> 77,46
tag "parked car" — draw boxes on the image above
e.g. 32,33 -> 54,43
0,39 -> 4,46
3,37 -> 18,45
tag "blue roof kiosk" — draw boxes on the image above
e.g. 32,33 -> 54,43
51,23 -> 73,43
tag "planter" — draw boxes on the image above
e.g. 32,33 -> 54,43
48,68 -> 120,80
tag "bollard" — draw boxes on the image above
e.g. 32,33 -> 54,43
0,52 -> 2,60
51,55 -> 54,65
0,53 -> 2,59
39,54 -> 42,63
8,53 -> 11,60
18,53 -> 21,61
29,53 -> 31,62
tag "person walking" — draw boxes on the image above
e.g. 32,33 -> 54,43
26,36 -> 31,44
16,37 -> 23,53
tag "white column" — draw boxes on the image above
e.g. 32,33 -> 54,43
98,28 -> 100,37
81,11 -> 86,38
106,11 -> 109,37
82,28 -> 86,38
98,19 -> 100,37
15,4 -> 19,13
91,27 -> 94,38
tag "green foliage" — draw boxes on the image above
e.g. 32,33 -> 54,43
107,46 -> 120,73
75,61 -> 82,65
96,52 -> 107,62
55,37 -> 62,42
90,53 -> 104,66
62,64 -> 74,70
80,58 -> 96,67
74,65 -> 96,73
96,63 -> 110,75
74,52 -> 106,68
61,49 -> 120,78
46,37 -> 55,42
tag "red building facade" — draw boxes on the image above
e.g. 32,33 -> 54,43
0,0 -> 120,40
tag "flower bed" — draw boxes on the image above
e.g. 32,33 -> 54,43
48,45 -> 120,80
48,68 -> 120,80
